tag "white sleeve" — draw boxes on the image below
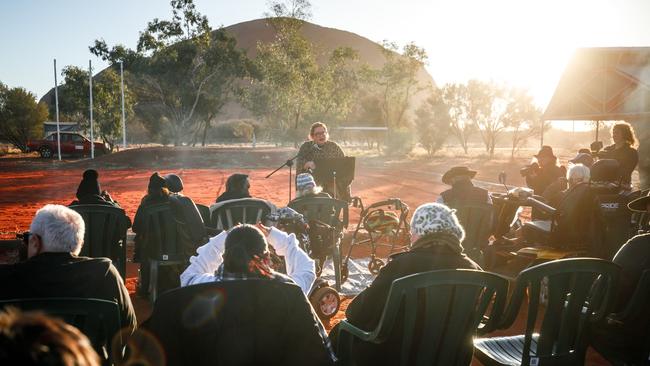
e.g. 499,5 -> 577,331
180,231 -> 227,287
267,227 -> 316,295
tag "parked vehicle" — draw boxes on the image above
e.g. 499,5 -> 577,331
26,132 -> 108,158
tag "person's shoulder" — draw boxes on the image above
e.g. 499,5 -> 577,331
73,255 -> 116,273
298,141 -> 313,150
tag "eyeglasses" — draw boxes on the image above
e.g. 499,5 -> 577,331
313,131 -> 328,137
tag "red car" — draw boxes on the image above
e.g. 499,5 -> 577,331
27,132 -> 109,158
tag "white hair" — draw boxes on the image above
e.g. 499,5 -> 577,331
567,164 -> 590,183
30,204 -> 85,255
295,185 -> 323,198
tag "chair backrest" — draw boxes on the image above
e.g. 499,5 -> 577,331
70,204 -> 130,278
288,197 -> 349,230
195,203 -> 211,225
452,202 -> 494,252
500,258 -> 620,366
592,191 -> 638,258
209,198 -> 275,230
341,269 -> 508,366
615,269 -> 650,339
0,297 -> 122,362
141,203 -> 185,261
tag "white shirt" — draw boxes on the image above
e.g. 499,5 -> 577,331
180,227 -> 316,295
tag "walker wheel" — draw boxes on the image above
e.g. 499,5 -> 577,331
310,286 -> 341,320
368,258 -> 385,275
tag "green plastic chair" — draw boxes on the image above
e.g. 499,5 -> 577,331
289,197 -> 349,290
0,297 -> 123,364
336,269 -> 509,366
70,204 -> 131,279
140,203 -> 188,303
474,258 -> 620,366
590,269 -> 650,365
209,198 -> 275,230
451,202 -> 494,265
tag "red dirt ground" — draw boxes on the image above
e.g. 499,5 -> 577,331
0,147 -> 610,365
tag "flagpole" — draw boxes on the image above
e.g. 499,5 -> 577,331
89,60 -> 94,159
53,59 -> 61,161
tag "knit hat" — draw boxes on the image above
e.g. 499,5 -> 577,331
296,173 -> 316,191
164,173 -> 184,193
410,203 -> 466,242
76,169 -> 101,199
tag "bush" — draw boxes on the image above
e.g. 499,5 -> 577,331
383,129 -> 415,156
213,119 -> 260,142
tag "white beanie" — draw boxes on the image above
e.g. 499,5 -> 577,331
410,203 -> 466,242
296,173 -> 316,191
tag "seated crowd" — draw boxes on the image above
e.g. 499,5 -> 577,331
0,122 -> 648,365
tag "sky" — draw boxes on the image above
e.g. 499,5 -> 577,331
1,0 -> 650,111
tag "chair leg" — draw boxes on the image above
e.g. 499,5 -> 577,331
149,261 -> 158,304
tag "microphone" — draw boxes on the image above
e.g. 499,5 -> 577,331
312,142 -> 322,151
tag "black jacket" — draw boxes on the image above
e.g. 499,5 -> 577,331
141,278 -> 334,366
0,252 -> 136,333
599,144 -> 638,185
550,183 -> 599,248
440,180 -> 490,208
342,243 -> 481,365
69,194 -> 121,208
526,164 -> 566,196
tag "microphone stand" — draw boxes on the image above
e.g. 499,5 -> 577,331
266,152 -> 301,203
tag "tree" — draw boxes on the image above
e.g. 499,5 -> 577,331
245,0 -> 358,143
362,41 -> 428,129
466,80 -> 504,157
415,89 -> 451,156
90,0 -> 250,146
0,84 -> 47,151
442,83 -> 474,154
57,66 -> 136,151
502,88 -> 542,158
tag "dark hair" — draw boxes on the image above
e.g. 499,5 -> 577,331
147,172 -> 169,198
612,122 -> 637,146
309,122 -> 328,138
225,174 -> 250,195
223,225 -> 267,274
0,308 -> 100,366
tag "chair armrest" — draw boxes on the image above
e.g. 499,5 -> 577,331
337,319 -> 374,342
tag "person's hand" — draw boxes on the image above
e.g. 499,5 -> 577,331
304,161 -> 316,170
256,222 -> 271,237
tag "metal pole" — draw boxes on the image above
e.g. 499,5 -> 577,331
53,59 -> 61,161
89,60 -> 94,159
596,120 -> 600,142
540,119 -> 544,147
119,60 -> 126,150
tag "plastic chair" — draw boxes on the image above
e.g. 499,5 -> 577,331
336,269 -> 509,366
209,198 -> 275,230
70,204 -> 131,279
139,203 -> 188,303
590,269 -> 650,365
474,258 -> 620,366
195,203 -> 211,226
289,197 -> 348,290
0,297 -> 123,364
452,202 -> 494,265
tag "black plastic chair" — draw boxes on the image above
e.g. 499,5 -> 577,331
474,258 -> 620,366
139,203 -> 188,303
209,198 -> 275,230
70,204 -> 131,278
336,269 -> 509,366
0,297 -> 123,364
452,202 -> 494,265
289,197 -> 348,290
195,203 -> 211,226
590,269 -> 650,365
